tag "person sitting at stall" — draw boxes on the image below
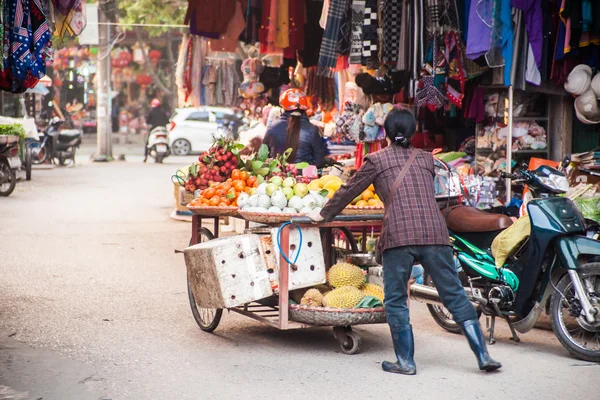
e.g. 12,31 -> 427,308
308,109 -> 501,375
263,89 -> 326,168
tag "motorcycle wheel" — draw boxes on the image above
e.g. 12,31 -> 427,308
155,154 -> 164,163
424,272 -> 482,334
550,263 -> 600,362
0,160 -> 16,196
25,146 -> 32,181
27,141 -> 48,165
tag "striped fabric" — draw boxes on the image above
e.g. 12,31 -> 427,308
318,0 -> 351,73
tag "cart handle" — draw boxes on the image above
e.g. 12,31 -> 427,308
290,214 -> 384,225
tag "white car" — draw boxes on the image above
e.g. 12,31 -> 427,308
168,107 -> 242,155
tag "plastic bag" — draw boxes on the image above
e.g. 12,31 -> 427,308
574,197 -> 600,223
491,216 -> 531,269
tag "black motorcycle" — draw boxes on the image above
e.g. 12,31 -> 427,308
411,165 -> 600,362
28,118 -> 82,166
0,137 -> 21,196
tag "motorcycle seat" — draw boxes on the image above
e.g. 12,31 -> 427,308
59,129 -> 81,137
442,205 -> 513,233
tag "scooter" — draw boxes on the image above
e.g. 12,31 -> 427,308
0,137 -> 21,196
147,126 -> 170,163
410,165 -> 600,362
27,118 -> 82,166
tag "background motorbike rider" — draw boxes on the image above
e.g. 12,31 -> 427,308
144,98 -> 169,163
310,109 -> 501,375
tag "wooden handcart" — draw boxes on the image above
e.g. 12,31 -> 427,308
185,211 -> 385,354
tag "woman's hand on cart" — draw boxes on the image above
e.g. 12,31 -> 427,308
307,208 -> 324,223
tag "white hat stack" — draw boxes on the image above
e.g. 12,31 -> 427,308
565,64 -> 600,124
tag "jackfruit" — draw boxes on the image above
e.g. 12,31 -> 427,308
361,283 -> 384,303
322,286 -> 365,308
327,263 -> 365,288
300,289 -> 324,307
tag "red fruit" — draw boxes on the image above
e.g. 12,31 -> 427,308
226,151 -> 233,159
195,178 -> 202,186
220,166 -> 227,174
213,175 -> 223,183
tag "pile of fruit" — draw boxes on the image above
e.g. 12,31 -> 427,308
238,175 -> 327,214
183,138 -> 244,192
307,175 -> 344,198
294,263 -> 384,308
188,169 -> 258,208
349,184 -> 383,208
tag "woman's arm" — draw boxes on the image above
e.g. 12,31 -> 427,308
319,158 -> 377,221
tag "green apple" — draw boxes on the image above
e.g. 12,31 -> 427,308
249,188 -> 257,196
282,187 -> 294,200
256,175 -> 265,184
293,183 -> 309,198
269,176 -> 284,187
265,183 -> 279,197
282,177 -> 296,188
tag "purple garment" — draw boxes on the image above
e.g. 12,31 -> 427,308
511,0 -> 543,69
466,0 -> 492,60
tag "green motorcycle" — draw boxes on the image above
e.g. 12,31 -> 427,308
411,165 -> 600,362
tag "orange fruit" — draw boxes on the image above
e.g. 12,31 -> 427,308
216,189 -> 226,198
201,198 -> 209,205
226,178 -> 232,183
221,182 -> 232,192
244,186 -> 251,194
362,189 -> 374,201
355,200 -> 369,207
233,180 -> 246,192
203,188 -> 216,199
231,169 -> 241,180
218,202 -> 228,207
240,171 -> 249,181
246,176 -> 257,187
209,196 -> 221,206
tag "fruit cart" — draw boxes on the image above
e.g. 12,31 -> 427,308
184,211 -> 386,354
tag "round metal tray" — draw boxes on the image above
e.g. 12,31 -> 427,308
288,304 -> 386,326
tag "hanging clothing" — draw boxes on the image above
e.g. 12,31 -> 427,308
318,0 -> 352,72
396,0 -> 409,71
211,0 -> 246,52
466,0 -> 492,60
275,0 -> 290,49
242,0 -> 262,44
382,0 -> 402,66
350,0 -> 365,64
320,0 -> 331,29
511,0 -> 543,70
185,0 -> 237,36
52,0 -> 87,39
287,0 -> 306,53
362,0 -> 379,65
500,0 -> 514,86
298,0 -> 325,67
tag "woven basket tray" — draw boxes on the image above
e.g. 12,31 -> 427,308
238,210 -> 306,224
288,304 -> 386,326
186,205 -> 240,217
341,206 -> 384,215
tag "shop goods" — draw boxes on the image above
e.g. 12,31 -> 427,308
350,184 -> 384,208
327,262 -> 366,289
183,138 -> 243,192
184,234 -> 272,309
361,283 -> 385,303
188,168 -> 255,208
240,176 -> 327,213
268,226 -> 327,290
301,289 -> 324,307
422,166 -> 600,362
322,286 -> 365,308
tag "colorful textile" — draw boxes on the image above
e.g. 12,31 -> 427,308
466,0 -> 492,60
275,0 -> 289,49
511,0 -> 543,69
52,0 -> 87,39
349,0 -> 365,64
361,0 -> 378,64
318,0 -> 351,73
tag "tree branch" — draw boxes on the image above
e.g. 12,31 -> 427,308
134,26 -> 172,95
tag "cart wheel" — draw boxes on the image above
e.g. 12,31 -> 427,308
188,228 -> 223,333
333,326 -> 361,355
321,227 -> 359,266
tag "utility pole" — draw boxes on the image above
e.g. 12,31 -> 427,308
94,5 -> 112,162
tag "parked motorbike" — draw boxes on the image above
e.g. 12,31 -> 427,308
0,138 -> 21,196
28,118 -> 82,166
411,165 -> 600,362
147,126 -> 170,163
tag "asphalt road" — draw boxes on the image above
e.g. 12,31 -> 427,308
0,151 -> 597,400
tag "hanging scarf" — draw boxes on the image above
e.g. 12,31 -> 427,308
361,0 -> 378,67
349,0 -> 365,64
318,0 -> 351,74
382,0 -> 402,66
30,0 -> 52,80
10,0 -> 33,84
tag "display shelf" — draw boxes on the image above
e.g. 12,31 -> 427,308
513,116 -> 549,121
513,149 -> 549,154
